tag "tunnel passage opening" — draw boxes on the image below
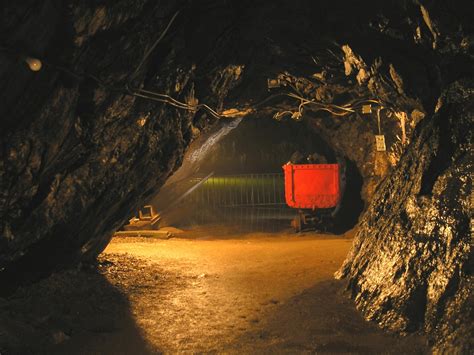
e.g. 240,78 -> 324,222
140,115 -> 364,235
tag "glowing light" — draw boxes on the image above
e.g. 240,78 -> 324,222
24,57 -> 42,71
187,117 -> 243,163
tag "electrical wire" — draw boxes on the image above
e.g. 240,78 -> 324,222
281,92 -> 384,119
1,40 -> 384,122
129,10 -> 180,81
1,42 -> 226,119
133,88 -> 222,119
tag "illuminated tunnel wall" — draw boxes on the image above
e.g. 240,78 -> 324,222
196,116 -> 338,175
159,116 -> 364,233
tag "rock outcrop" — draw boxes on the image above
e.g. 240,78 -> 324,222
337,80 -> 473,352
0,1 -> 241,279
333,2 -> 474,351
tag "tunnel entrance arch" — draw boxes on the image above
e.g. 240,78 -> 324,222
147,115 -> 364,234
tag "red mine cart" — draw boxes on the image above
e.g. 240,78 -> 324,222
283,163 -> 343,232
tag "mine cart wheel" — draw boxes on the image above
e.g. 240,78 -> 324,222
292,212 -> 303,233
296,214 -> 302,233
298,210 -> 307,233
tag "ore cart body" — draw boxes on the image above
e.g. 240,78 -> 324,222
283,163 -> 343,232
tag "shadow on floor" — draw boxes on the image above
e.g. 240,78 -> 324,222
0,257 -> 156,355
227,279 -> 429,354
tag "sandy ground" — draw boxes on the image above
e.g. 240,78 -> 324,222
0,228 -> 428,354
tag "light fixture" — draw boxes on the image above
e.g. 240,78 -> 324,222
267,78 -> 281,89
24,56 -> 42,71
362,104 -> 372,114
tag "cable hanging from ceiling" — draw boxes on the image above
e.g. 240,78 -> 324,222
0,10 -> 224,120
0,8 -> 384,122
272,92 -> 384,121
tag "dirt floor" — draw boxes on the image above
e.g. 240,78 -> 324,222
0,227 -> 428,354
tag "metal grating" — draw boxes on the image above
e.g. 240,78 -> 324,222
179,173 -> 296,231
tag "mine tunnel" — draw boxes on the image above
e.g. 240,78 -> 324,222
150,115 -> 364,234
0,1 -> 472,353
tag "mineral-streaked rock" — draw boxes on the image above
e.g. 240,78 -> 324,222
0,1 -> 238,275
337,79 -> 473,352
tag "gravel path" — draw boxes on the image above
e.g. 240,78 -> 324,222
1,229 -> 428,354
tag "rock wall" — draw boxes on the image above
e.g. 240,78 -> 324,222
332,1 -> 474,351
337,80 -> 473,352
0,0 -> 241,278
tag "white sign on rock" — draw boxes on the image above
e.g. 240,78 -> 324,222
375,135 -> 386,152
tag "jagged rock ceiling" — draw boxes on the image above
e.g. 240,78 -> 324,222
0,0 -> 472,351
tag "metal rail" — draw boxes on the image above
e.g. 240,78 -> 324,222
180,173 -> 295,232
186,173 -> 286,207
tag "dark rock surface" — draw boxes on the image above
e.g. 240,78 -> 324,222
337,80 -> 473,352
0,1 -> 241,280
331,2 -> 474,351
